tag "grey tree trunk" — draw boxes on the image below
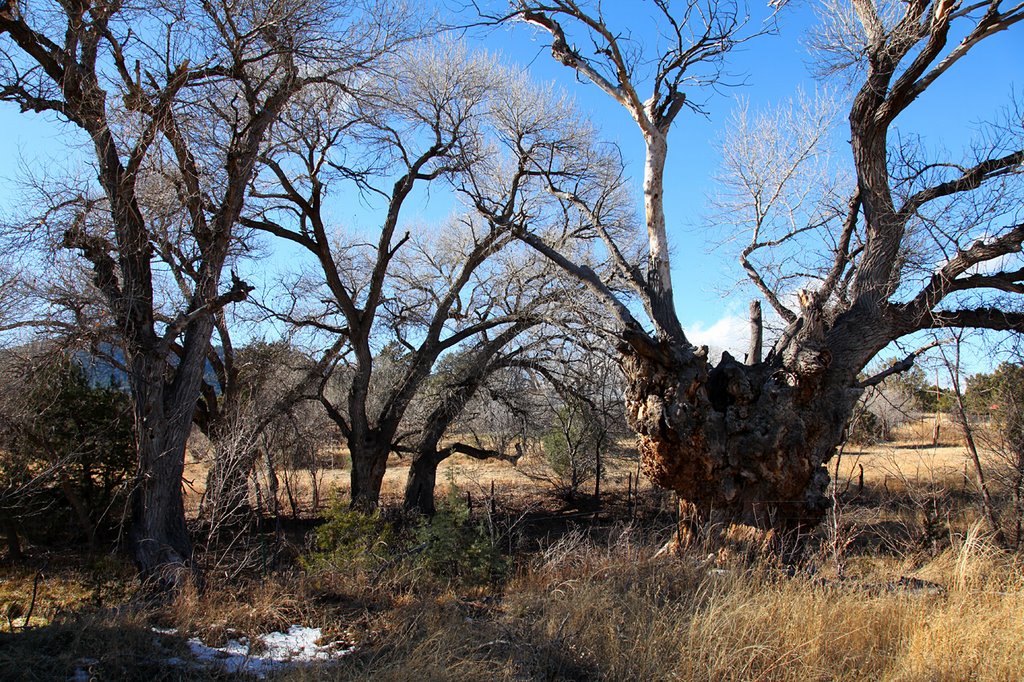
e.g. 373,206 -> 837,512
126,349 -> 201,582
120,337 -> 207,584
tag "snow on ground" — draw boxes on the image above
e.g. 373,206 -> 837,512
157,624 -> 354,678
69,624 -> 355,678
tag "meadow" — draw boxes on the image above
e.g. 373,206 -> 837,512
2,417 -> 1023,681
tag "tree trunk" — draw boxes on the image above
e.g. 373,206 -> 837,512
348,436 -> 390,511
622,343 -> 860,545
641,132 -> 685,344
59,477 -> 95,547
403,442 -> 519,515
129,429 -> 193,585
748,300 -> 763,365
126,354 -> 195,586
404,450 -> 442,516
3,517 -> 22,562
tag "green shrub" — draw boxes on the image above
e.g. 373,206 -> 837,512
848,409 -> 885,445
305,488 -> 506,586
304,501 -> 404,573
0,352 -> 135,546
413,487 -> 506,584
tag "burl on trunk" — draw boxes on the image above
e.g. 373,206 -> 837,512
623,341 -> 860,545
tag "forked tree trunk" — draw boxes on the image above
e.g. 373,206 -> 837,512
622,343 -> 860,545
404,443 -> 520,515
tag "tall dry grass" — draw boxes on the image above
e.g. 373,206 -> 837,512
282,523 -> 1024,682
3,523 -> 1023,680
505,532 -> 1023,681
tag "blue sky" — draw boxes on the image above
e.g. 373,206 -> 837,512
1,1 -> 1021,372
475,2 -> 1023,364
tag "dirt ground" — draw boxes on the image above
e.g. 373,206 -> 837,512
182,415 -> 995,518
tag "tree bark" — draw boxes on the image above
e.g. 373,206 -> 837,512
622,341 -> 860,542
348,435 -> 391,511
126,352 -> 195,584
404,450 -> 443,516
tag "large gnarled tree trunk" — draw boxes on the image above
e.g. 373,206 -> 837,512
503,1 -> 1024,547
622,341 -> 857,539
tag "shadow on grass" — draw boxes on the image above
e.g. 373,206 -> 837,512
0,617 -> 232,682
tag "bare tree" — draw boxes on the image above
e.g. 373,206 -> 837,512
484,0 -> 1024,542
248,43 -> 601,510
966,357 -> 1024,547
400,322 -> 535,515
197,338 -> 343,529
0,0 -> 412,581
565,344 -> 629,502
939,332 -> 1004,543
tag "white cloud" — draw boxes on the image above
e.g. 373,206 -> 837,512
687,314 -> 749,361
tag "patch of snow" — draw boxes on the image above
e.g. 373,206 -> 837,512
151,626 -> 178,635
177,625 -> 354,679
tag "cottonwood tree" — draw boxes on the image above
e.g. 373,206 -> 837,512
490,0 -> 1024,541
398,263 -> 610,514
400,321 -> 536,515
248,46 -> 577,510
0,0 -> 413,580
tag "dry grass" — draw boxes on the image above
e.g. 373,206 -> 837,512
4,418 -> 1024,680
510,533 -> 1024,681
269,525 -> 1024,682
834,417 -> 977,488
0,554 -> 134,631
3,529 -> 1023,681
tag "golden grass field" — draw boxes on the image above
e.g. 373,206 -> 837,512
3,416 -> 1024,681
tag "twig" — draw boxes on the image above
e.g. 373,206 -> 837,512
23,571 -> 42,629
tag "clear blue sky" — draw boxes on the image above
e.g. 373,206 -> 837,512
473,2 -> 1023,367
1,1 -> 1021,372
